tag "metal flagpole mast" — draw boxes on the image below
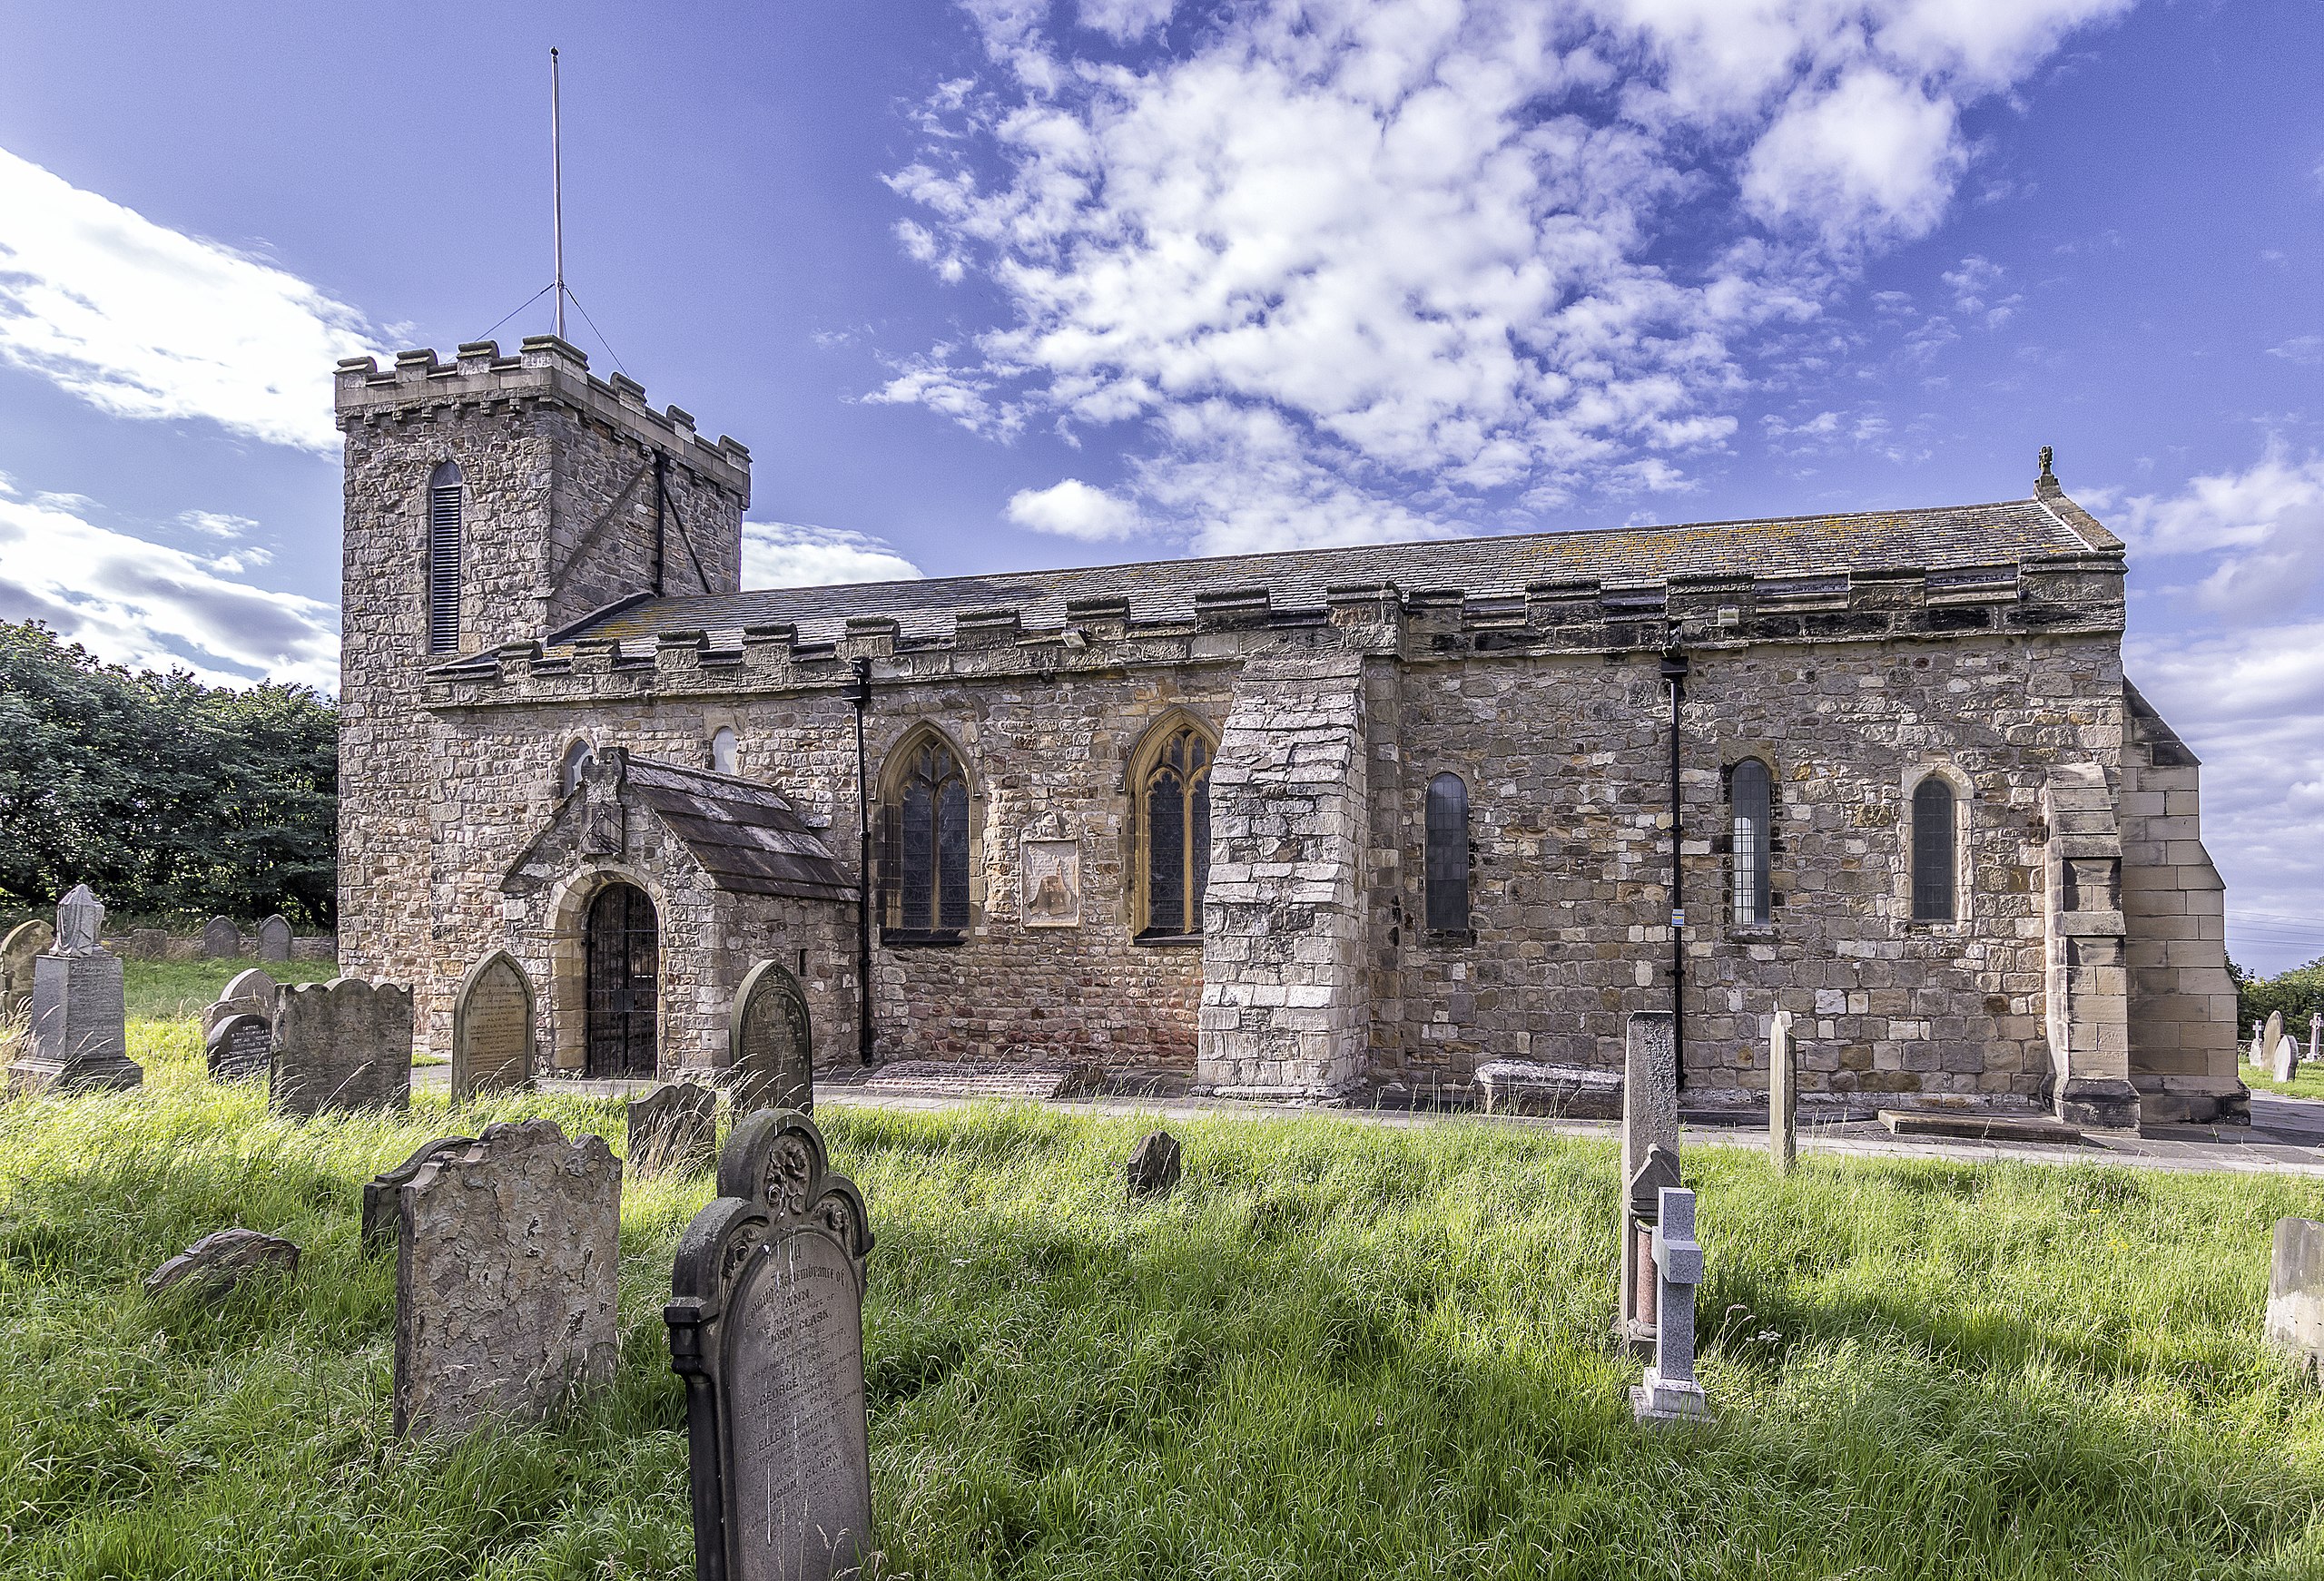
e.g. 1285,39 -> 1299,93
550,47 -> 566,340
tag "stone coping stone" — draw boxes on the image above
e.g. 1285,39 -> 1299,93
1475,1060 -> 1622,1119
861,1059 -> 1086,1100
1879,1109 -> 2085,1144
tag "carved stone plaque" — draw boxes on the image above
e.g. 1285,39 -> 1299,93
731,959 -> 813,1117
668,1111 -> 875,1581
1019,836 -> 1082,928
452,952 -> 535,1103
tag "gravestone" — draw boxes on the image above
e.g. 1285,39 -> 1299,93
2251,1018 -> 2267,1067
362,1134 -> 476,1252
2265,1011 -> 2285,1071
1,918 -> 52,1017
2267,1217 -> 2324,1381
667,1109 -> 877,1581
2311,1014 -> 2321,1065
1630,1185 -> 1712,1426
1617,1010 -> 1679,1349
1127,1129 -> 1183,1200
202,966 -> 280,1041
269,978 -> 411,1117
144,1228 -> 299,1301
205,1012 -> 272,1082
629,1082 -> 718,1175
128,928 -> 168,961
730,958 -> 814,1116
202,917 -> 241,958
1768,1008 -> 1797,1174
393,1119 -> 621,1438
7,887 -> 141,1095
451,952 -> 535,1104
2277,1036 -> 2303,1085
257,915 -> 292,963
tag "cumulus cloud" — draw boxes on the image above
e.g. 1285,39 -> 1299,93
0,484 -> 338,690
1005,477 -> 1143,540
893,0 -> 2132,552
741,521 -> 923,588
2112,444 -> 2324,610
0,145 -> 384,452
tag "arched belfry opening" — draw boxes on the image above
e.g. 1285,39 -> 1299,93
584,880 -> 658,1076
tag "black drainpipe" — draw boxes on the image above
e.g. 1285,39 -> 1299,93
1660,644 -> 1690,1086
845,658 -> 874,1065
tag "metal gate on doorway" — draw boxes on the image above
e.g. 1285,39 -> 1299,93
584,881 -> 658,1078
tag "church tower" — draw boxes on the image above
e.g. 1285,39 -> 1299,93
332,336 -> 752,988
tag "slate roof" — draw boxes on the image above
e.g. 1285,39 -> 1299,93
624,756 -> 852,902
567,494 -> 2108,647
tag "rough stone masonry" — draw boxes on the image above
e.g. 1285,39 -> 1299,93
331,338 -> 2242,1126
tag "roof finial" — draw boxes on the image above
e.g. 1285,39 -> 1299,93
2038,445 -> 2055,486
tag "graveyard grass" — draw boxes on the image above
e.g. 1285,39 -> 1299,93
3,1028 -> 2322,1579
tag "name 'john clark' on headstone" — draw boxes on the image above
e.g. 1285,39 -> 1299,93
668,1110 -> 876,1581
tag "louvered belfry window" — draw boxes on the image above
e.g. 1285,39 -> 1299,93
1911,776 -> 1957,922
1730,758 -> 1772,925
1140,725 -> 1213,937
426,461 -> 463,653
1424,772 -> 1470,933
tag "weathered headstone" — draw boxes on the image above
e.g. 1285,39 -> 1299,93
1630,1185 -> 1712,1426
1768,1008 -> 1797,1174
1,918 -> 52,1017
269,978 -> 411,1117
144,1228 -> 300,1301
730,958 -> 814,1116
1127,1129 -> 1183,1200
257,914 -> 292,964
202,966 -> 280,1041
1617,1010 -> 1679,1349
205,1012 -> 272,1082
667,1109 -> 876,1581
202,917 -> 241,958
2251,1018 -> 2267,1067
2311,1014 -> 2321,1066
628,1082 -> 718,1175
393,1119 -> 621,1438
7,887 -> 141,1095
451,951 -> 535,1104
2265,1011 -> 2285,1071
362,1134 -> 476,1252
2267,1217 -> 2324,1381
2277,1036 -> 2303,1085
127,927 -> 168,961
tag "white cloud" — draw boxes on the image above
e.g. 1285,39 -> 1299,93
741,521 -> 923,588
1005,477 -> 1143,540
179,509 -> 259,540
0,486 -> 339,690
1939,254 -> 2021,328
887,0 -> 2129,553
2112,444 -> 2324,609
0,145 -> 384,452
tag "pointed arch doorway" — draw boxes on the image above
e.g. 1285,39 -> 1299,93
585,881 -> 659,1077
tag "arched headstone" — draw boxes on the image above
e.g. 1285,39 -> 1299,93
202,917 -> 241,958
1,918 -> 53,1016
452,952 -> 535,1104
2276,1036 -> 2303,1085
202,967 -> 280,1041
206,1012 -> 272,1082
257,915 -> 293,963
730,958 -> 814,1116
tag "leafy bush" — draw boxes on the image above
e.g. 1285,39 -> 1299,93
2230,957 -> 2324,1041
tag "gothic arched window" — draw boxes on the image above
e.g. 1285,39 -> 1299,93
427,459 -> 463,653
884,732 -> 970,938
1424,772 -> 1470,934
709,726 -> 738,776
1137,722 -> 1213,938
1911,776 -> 1958,922
558,739 -> 595,797
1730,758 -> 1772,926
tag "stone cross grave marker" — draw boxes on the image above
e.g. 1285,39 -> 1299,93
1618,1010 -> 1679,1348
361,1134 -> 475,1253
730,958 -> 814,1117
270,978 -> 410,1118
1630,1185 -> 1712,1426
1768,1008 -> 1797,1174
1,918 -> 52,1018
206,1013 -> 272,1082
7,887 -> 140,1095
257,914 -> 292,963
629,1082 -> 718,1176
2251,1018 -> 2267,1067
2277,1036 -> 2303,1085
2267,1217 -> 2324,1382
451,952 -> 535,1104
202,917 -> 241,958
202,967 -> 280,1041
667,1109 -> 877,1581
392,1119 -> 621,1438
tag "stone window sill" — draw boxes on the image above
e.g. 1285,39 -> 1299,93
881,929 -> 966,948
1421,929 -> 1473,947
1725,924 -> 1779,942
1135,931 -> 1205,948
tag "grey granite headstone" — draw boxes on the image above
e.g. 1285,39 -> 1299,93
257,914 -> 292,964
1768,1008 -> 1797,1174
1617,1010 -> 1679,1347
202,917 -> 241,958
8,887 -> 140,1095
452,952 -> 535,1103
628,1082 -> 718,1175
668,1109 -> 876,1581
269,978 -> 411,1117
1630,1185 -> 1711,1426
144,1228 -> 299,1301
205,1012 -> 272,1081
1127,1129 -> 1183,1200
730,958 -> 814,1117
362,1134 -> 475,1252
202,966 -> 280,1041
2276,1036 -> 2303,1085
393,1119 -> 621,1438
1,918 -> 52,1016
2267,1217 -> 2324,1381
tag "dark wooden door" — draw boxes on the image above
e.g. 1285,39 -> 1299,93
585,883 -> 658,1077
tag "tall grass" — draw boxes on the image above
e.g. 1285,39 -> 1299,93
1,1024 -> 2319,1578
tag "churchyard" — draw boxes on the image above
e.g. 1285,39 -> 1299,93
1,977 -> 2321,1579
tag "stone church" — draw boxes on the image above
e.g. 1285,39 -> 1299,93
334,336 -> 2244,1128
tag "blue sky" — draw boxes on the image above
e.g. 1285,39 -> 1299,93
0,0 -> 2318,966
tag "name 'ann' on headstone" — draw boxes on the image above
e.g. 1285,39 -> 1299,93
202,916 -> 241,959
668,1109 -> 877,1581
451,951 -> 535,1104
730,958 -> 814,1117
629,1082 -> 718,1176
7,886 -> 141,1095
1617,1010 -> 1679,1350
1,917 -> 53,1018
270,979 -> 411,1118
393,1120 -> 621,1438
257,914 -> 293,964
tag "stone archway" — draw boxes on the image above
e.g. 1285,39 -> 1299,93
584,881 -> 659,1078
